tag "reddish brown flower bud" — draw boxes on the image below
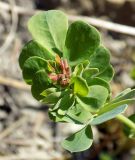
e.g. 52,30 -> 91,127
48,73 -> 58,81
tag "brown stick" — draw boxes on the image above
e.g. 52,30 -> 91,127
0,0 -> 18,55
68,15 -> 135,36
0,116 -> 27,139
0,2 -> 135,36
0,76 -> 30,90
0,155 -> 62,160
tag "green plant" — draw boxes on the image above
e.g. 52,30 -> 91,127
130,67 -> 135,80
19,10 -> 135,153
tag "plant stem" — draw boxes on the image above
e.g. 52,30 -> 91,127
116,114 -> 135,131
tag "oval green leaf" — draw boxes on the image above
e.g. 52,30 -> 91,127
96,64 -> 114,82
90,104 -> 128,125
31,70 -> 51,100
76,96 -> 98,112
98,99 -> 135,115
64,21 -> 100,66
111,89 -> 135,104
42,91 -> 66,104
89,46 -> 110,73
57,94 -> 75,115
87,77 -> 111,93
89,85 -> 109,108
82,68 -> 99,79
73,64 -> 83,76
23,56 -> 49,84
61,125 -> 93,152
19,40 -> 55,69
41,87 -> 58,97
71,76 -> 89,96
28,10 -> 68,55
67,104 -> 93,124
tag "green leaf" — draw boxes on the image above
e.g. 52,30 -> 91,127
97,88 -> 135,114
42,90 -> 70,105
82,60 -> 90,68
67,104 -> 93,124
61,125 -> 93,152
48,110 -> 57,121
28,10 -> 68,55
75,86 -> 108,113
114,88 -> 131,99
99,152 -> 113,160
71,76 -> 89,96
73,64 -> 83,76
87,77 -> 111,93
23,56 -> 49,84
98,99 -> 135,115
64,21 -> 100,66
57,94 -> 75,115
96,65 -> 114,82
89,85 -> 108,108
124,114 -> 135,138
19,40 -> 55,69
76,96 -> 98,112
130,67 -> 135,80
31,70 -> 51,100
89,46 -> 110,73
111,89 -> 135,104
41,87 -> 58,97
90,104 -> 128,125
82,68 -> 99,79
98,89 -> 135,114
51,98 -> 63,111
42,91 -> 65,104
49,110 -> 78,123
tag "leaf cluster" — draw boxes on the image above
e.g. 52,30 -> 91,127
19,10 -> 135,152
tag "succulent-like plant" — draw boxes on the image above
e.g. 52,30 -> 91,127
19,10 -> 135,152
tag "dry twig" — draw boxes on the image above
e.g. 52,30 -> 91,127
0,116 -> 27,139
0,0 -> 18,55
33,112 -> 45,136
0,1 -> 135,36
68,15 -> 135,36
0,76 -> 30,90
0,155 -> 63,160
2,138 -> 32,146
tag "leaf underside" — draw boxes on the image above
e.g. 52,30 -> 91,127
61,125 -> 93,152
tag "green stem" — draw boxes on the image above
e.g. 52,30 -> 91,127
116,114 -> 135,131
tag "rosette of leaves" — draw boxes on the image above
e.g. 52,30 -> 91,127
19,10 -> 135,152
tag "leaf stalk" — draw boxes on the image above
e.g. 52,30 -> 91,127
116,114 -> 135,131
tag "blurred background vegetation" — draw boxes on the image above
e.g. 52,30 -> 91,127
0,0 -> 135,159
